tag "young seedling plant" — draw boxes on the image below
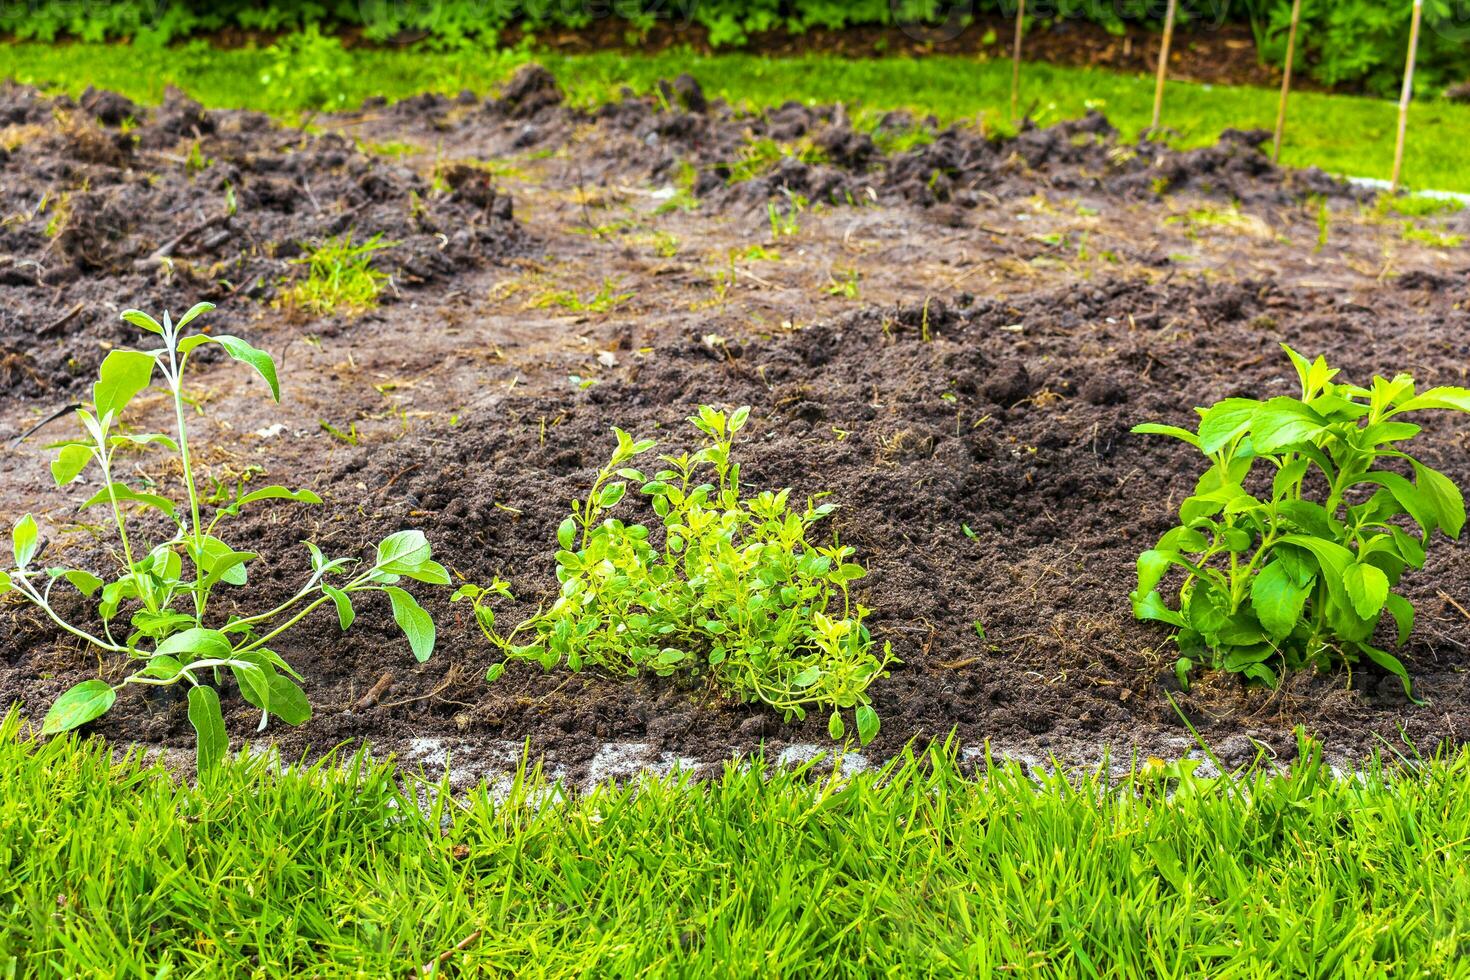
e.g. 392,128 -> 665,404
455,406 -> 895,744
1132,345 -> 1470,696
1,302 -> 446,770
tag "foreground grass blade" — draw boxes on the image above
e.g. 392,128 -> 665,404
1,711 -> 1467,976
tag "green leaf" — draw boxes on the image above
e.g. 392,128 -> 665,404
1197,398 -> 1260,454
156,628 -> 234,661
175,301 -> 215,330
12,514 -> 38,568
191,537 -> 256,589
1279,534 -> 1354,606
1389,527 -> 1427,568
108,432 -> 179,452
262,675 -> 311,726
730,406 -> 751,432
1131,590 -> 1186,629
598,482 -> 627,508
188,685 -> 229,773
1358,644 -> 1416,701
1250,561 -> 1311,641
1271,458 -> 1309,501
323,584 -> 355,630
1131,422 -> 1200,448
1360,421 -> 1421,447
41,680 -> 116,734
557,517 -> 576,550
1185,584 -> 1232,639
485,662 -> 506,683
1136,549 -> 1172,596
1135,549 -> 1204,597
233,485 -> 323,510
827,710 -> 845,740
81,483 -> 178,520
1393,386 -> 1470,414
1251,397 -> 1327,453
230,660 -> 271,715
232,653 -> 311,726
1412,462 -> 1465,539
399,560 -> 451,586
1277,499 -> 1335,538
1384,593 -> 1415,646
119,309 -> 164,335
51,444 -> 92,486
376,530 -> 431,571
792,665 -> 821,688
92,349 -> 158,418
61,569 -> 105,597
855,705 -> 879,745
1280,344 -> 1312,393
132,609 -> 195,640
0,570 -> 11,596
385,586 -> 435,662
1157,526 -> 1208,553
1353,471 -> 1435,537
137,655 -> 185,681
181,335 -> 279,401
1343,562 -> 1390,620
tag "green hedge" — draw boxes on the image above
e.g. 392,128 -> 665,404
3,2 -> 1468,98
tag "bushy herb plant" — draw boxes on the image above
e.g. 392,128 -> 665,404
455,406 -> 894,743
0,302 -> 446,767
1132,345 -> 1470,695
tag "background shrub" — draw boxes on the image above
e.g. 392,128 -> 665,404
2,1 -> 1467,99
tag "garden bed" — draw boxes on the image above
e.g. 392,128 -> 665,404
1,70 -> 1467,785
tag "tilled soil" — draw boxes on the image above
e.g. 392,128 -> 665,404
2,69 -> 1468,785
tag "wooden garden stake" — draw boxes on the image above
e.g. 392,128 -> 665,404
1392,0 -> 1425,191
1011,0 -> 1026,121
1271,0 -> 1304,164
1151,0 -> 1179,135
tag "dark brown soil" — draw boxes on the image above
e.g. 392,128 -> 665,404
2,69 -> 1468,784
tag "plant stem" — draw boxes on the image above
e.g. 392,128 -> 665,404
234,573 -> 374,654
118,656 -> 256,687
225,576 -> 324,631
12,577 -> 128,653
96,443 -> 159,615
167,344 -> 207,622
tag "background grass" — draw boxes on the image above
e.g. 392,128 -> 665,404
2,710 -> 1468,977
5,42 -> 1470,192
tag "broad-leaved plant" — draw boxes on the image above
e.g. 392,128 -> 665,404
1132,345 -> 1470,695
0,302 -> 446,769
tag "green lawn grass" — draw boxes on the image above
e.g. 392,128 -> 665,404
2,710 -> 1467,977
5,42 -> 1470,192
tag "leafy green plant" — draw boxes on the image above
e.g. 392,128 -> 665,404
1400,222 -> 1466,249
767,201 -> 801,239
530,277 -> 634,314
281,233 -> 394,315
825,267 -> 861,298
0,302 -> 445,767
1132,345 -> 1470,695
725,136 -> 827,184
257,24 -> 356,113
454,406 -> 894,743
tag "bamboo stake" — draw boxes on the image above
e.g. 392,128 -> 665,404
1271,0 -> 1303,164
1011,0 -> 1026,121
1151,0 -> 1179,135
1391,0 -> 1425,191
